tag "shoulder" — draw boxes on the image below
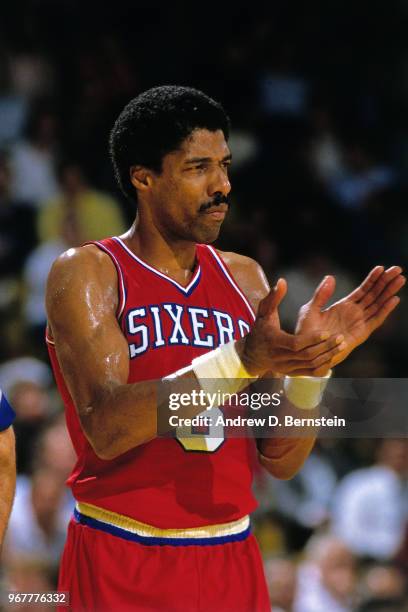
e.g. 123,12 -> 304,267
48,243 -> 116,279
46,244 -> 118,315
217,250 -> 264,277
215,249 -> 270,314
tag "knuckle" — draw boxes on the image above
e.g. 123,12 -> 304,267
303,347 -> 313,359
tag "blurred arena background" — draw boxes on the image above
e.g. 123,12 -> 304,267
0,1 -> 407,610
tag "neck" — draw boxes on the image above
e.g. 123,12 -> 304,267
122,215 -> 197,275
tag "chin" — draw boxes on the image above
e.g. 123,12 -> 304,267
181,214 -> 225,244
192,221 -> 223,244
198,229 -> 221,244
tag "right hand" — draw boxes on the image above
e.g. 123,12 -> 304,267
241,278 -> 346,377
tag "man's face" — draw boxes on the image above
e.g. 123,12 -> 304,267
147,128 -> 232,244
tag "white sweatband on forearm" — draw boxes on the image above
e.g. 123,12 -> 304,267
283,370 -> 332,410
192,341 -> 258,395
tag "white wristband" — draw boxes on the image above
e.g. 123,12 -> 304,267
283,370 -> 332,410
192,342 -> 258,395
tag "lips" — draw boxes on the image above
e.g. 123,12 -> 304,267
205,211 -> 226,221
202,204 -> 228,215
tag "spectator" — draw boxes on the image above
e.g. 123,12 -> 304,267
0,151 -> 36,277
7,380 -> 52,474
37,160 -> 125,244
0,357 -> 51,396
4,464 -> 73,569
23,197 -> 83,339
328,140 -> 396,212
331,439 -> 408,561
264,557 -> 297,612
294,534 -> 357,612
308,106 -> 344,185
10,101 -> 59,206
271,445 -> 338,530
357,563 -> 407,610
33,414 -> 76,480
3,416 -> 75,573
4,558 -> 56,610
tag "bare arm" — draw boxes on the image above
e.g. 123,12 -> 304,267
222,251 -> 318,479
0,427 -> 16,552
46,246 -> 341,461
46,245 -> 168,460
224,251 -> 405,479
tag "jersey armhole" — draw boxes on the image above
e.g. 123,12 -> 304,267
84,241 -> 127,320
45,241 -> 127,346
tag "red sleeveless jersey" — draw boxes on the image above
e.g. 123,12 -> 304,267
47,237 -> 259,528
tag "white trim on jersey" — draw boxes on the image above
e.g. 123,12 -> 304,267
113,237 -> 201,296
93,241 -> 127,318
205,245 -> 256,321
45,330 -> 55,345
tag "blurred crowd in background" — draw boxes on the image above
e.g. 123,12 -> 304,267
0,1 -> 407,610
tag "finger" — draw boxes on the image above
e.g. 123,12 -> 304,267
363,274 -> 406,311
258,278 -> 287,318
303,360 -> 342,377
359,267 -> 403,309
285,361 -> 332,378
285,365 -> 332,376
347,266 -> 384,303
361,275 -> 405,318
285,334 -> 345,361
309,275 -> 336,310
312,364 -> 336,377
363,302 -> 379,319
366,295 -> 400,333
274,330 -> 335,351
283,340 -> 347,371
385,265 -> 403,276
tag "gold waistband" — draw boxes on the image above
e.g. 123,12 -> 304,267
76,501 -> 250,539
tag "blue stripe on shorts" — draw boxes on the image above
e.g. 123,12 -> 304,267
73,508 -> 251,547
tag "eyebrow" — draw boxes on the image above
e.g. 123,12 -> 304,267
184,153 -> 232,165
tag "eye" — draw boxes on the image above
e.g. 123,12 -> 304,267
193,164 -> 208,172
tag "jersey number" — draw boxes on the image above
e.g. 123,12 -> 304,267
176,407 -> 225,452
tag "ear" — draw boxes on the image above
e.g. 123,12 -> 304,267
130,165 -> 154,192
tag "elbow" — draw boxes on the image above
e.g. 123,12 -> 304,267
92,445 -> 120,461
79,407 -> 121,460
79,408 -> 148,460
257,436 -> 316,480
269,466 -> 301,480
90,436 -> 149,461
82,424 -> 125,461
87,435 -> 115,460
258,453 -> 301,480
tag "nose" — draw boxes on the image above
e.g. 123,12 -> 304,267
207,165 -> 231,199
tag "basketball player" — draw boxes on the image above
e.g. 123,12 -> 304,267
0,389 -> 16,552
46,86 -> 404,611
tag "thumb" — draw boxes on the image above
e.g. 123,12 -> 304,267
258,278 -> 287,318
310,275 -> 336,309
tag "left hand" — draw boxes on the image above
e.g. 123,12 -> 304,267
295,266 -> 405,374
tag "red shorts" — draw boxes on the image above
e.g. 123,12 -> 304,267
58,504 -> 269,612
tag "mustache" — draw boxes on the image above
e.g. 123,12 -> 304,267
199,193 -> 230,213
